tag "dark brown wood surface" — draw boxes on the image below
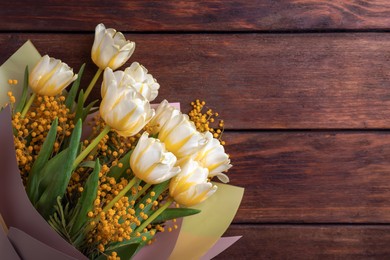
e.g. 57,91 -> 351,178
0,1 -> 389,31
1,33 -> 390,129
217,225 -> 390,259
1,0 -> 390,259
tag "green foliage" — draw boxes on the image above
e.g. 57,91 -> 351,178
131,180 -> 170,231
26,117 -> 58,204
35,119 -> 82,219
74,89 -> 98,124
107,150 -> 133,179
65,63 -> 85,110
95,229 -> 155,260
151,208 -> 201,224
70,159 -> 100,235
14,66 -> 29,114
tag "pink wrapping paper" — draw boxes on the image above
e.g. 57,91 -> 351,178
0,106 -> 86,259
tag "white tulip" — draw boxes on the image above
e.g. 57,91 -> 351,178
149,100 -> 181,134
124,62 -> 160,101
91,23 -> 135,70
101,67 -> 133,98
29,55 -> 77,96
100,69 -> 154,137
169,159 -> 217,207
195,132 -> 232,183
130,132 -> 180,184
158,113 -> 207,158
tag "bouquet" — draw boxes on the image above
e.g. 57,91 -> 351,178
0,24 -> 244,259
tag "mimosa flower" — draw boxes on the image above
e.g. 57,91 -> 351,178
124,62 -> 160,101
100,69 -> 154,137
158,113 -> 207,158
29,55 -> 77,96
130,132 -> 181,184
149,100 -> 181,134
194,132 -> 232,183
169,159 -> 217,207
92,23 -> 135,70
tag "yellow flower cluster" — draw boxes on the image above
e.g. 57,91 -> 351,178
88,177 -> 162,253
189,99 -> 225,145
10,92 -> 74,181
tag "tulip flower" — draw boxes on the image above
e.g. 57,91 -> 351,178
100,68 -> 154,137
122,62 -> 160,101
29,55 -> 77,96
100,66 -> 133,97
21,55 -> 77,117
194,132 -> 232,183
85,23 -> 135,101
91,23 -> 135,71
130,132 -> 180,184
100,65 -> 158,101
169,159 -> 217,207
149,100 -> 181,134
158,113 -> 207,158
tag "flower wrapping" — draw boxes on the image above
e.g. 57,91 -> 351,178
0,35 -> 243,259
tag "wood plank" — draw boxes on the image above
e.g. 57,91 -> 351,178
224,131 -> 390,223
216,224 -> 390,259
0,1 -> 389,31
1,33 -> 390,129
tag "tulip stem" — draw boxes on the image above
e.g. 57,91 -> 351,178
20,93 -> 36,118
83,68 -> 103,102
102,177 -> 139,214
135,197 -> 174,233
72,124 -> 111,169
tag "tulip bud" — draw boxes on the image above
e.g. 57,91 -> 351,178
130,132 -> 181,184
91,23 -> 135,70
29,55 -> 77,96
195,132 -> 232,183
149,100 -> 181,134
100,68 -> 154,137
169,159 -> 217,207
158,113 -> 207,158
124,62 -> 160,101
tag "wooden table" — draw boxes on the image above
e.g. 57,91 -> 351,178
1,1 -> 390,259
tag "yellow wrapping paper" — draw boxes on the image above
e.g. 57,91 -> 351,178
169,183 -> 244,260
0,40 -> 41,108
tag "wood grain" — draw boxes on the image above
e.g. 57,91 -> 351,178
216,224 -> 390,259
1,33 -> 389,130
225,131 -> 390,223
0,1 -> 389,32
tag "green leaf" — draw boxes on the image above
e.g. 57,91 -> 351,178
35,119 -> 82,219
95,244 -> 141,260
151,208 -> 201,224
79,160 -> 96,169
14,66 -> 29,114
65,63 -> 85,110
107,230 -> 155,251
26,117 -> 58,204
74,89 -> 85,123
131,181 -> 169,230
70,159 -> 100,235
81,99 -> 98,122
107,150 -> 133,179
